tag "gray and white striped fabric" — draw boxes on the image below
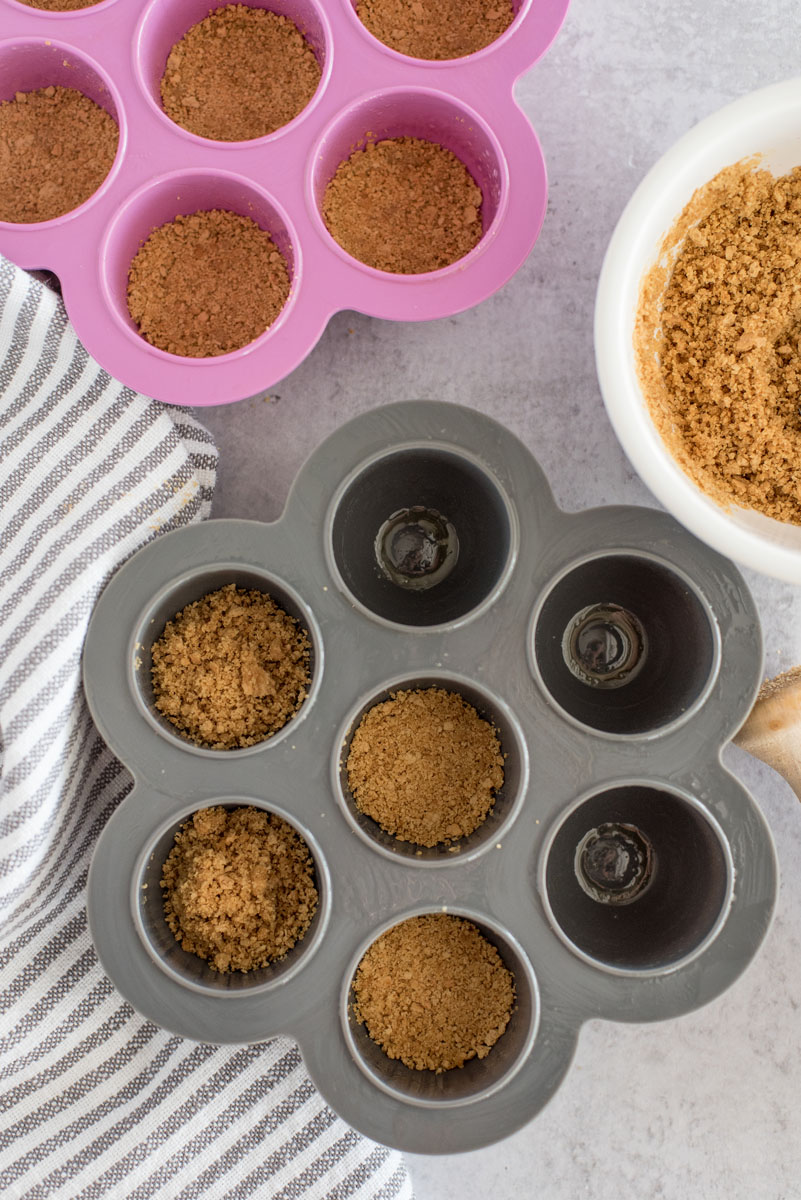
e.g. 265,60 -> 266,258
0,257 -> 412,1200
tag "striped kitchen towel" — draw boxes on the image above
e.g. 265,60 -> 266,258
0,256 -> 412,1200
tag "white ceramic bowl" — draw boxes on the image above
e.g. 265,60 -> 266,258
595,78 -> 801,583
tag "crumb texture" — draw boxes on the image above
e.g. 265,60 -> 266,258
637,162 -> 801,523
346,687 -> 504,846
150,583 -> 310,748
16,0 -> 99,9
323,136 -> 483,274
353,914 -> 515,1071
160,5 -> 321,142
127,210 -> 290,358
161,806 -> 318,973
758,665 -> 801,701
356,0 -> 514,60
0,87 -> 118,224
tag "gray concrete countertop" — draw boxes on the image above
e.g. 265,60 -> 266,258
194,2 -> 801,1195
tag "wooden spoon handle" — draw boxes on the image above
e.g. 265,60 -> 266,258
734,667 -> 801,802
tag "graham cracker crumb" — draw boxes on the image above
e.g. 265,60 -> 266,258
357,0 -> 514,60
127,209 -> 290,358
16,0 -> 99,9
151,583 -> 311,749
636,160 -> 801,523
160,5 -> 321,142
322,136 -> 483,274
346,687 -> 504,846
353,914 -> 515,1072
757,665 -> 801,702
0,87 -> 118,224
161,806 -> 318,973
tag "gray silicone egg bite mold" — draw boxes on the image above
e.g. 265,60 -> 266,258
84,401 -> 777,1154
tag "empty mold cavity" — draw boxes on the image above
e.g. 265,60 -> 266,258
532,553 -> 718,736
543,785 -> 732,973
129,563 -> 319,754
133,800 -> 328,994
310,89 -> 506,268
329,446 -> 514,626
101,171 -> 297,356
135,0 -> 330,141
336,674 -> 527,864
0,40 -> 123,220
343,911 -> 538,1105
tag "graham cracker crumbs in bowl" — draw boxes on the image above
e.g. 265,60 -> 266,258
353,913 -> 515,1072
161,806 -> 318,973
636,161 -> 801,524
345,687 -> 505,847
150,583 -> 311,749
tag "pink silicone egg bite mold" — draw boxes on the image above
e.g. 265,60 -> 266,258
0,0 -> 569,404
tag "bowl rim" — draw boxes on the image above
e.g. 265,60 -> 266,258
594,76 -> 801,583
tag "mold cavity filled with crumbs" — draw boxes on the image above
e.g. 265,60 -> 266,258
353,914 -> 515,1072
160,806 -> 318,972
15,0 -> 101,11
346,687 -> 504,846
126,209 -> 290,358
356,0 -> 515,60
160,5 -> 322,142
150,583 -> 310,748
323,136 -> 483,273
0,87 -> 118,224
